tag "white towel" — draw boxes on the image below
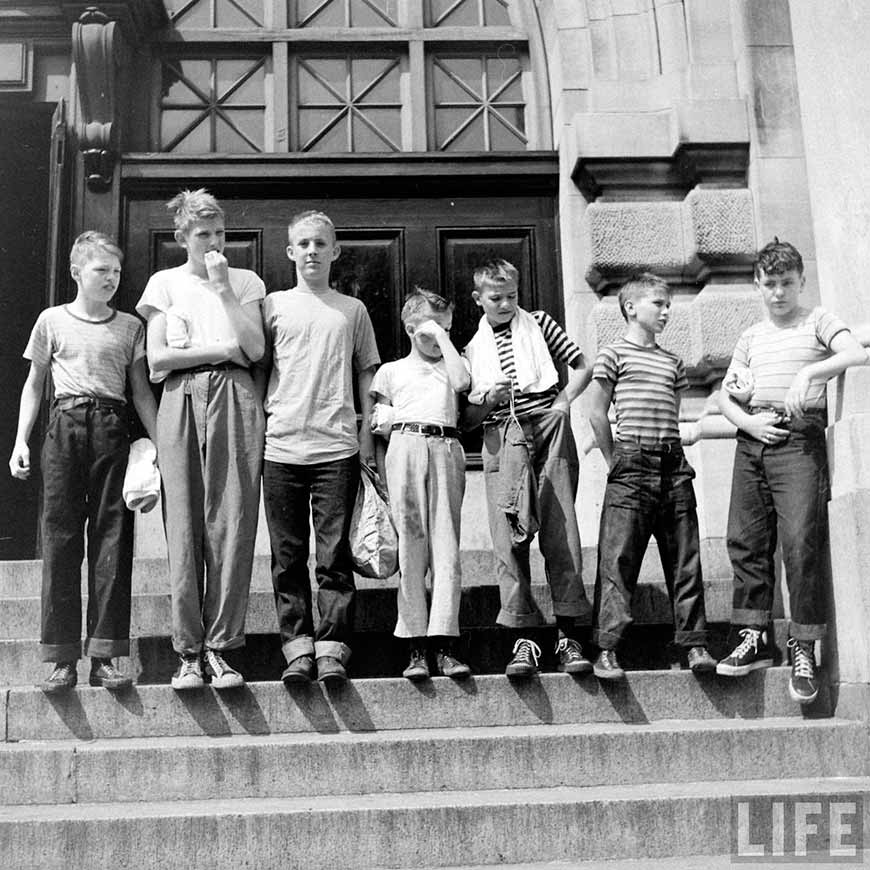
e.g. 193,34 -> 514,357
123,438 -> 161,513
165,306 -> 192,348
466,308 -> 558,404
370,402 -> 395,436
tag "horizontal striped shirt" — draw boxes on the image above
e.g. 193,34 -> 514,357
483,310 -> 583,425
728,306 -> 849,411
593,339 -> 686,443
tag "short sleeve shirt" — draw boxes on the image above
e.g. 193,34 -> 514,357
370,357 -> 460,428
264,287 -> 381,464
592,339 -> 687,443
24,305 -> 145,402
728,306 -> 849,411
136,265 -> 266,382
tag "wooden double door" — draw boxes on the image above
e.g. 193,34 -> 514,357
121,193 -> 561,366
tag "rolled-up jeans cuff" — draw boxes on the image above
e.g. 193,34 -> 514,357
283,635 -> 315,664
732,608 -> 770,628
496,607 -> 545,629
315,640 -> 352,666
789,621 -> 826,642
592,629 -> 621,651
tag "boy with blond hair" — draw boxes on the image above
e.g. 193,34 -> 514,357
10,231 -> 158,692
463,259 -> 592,678
371,288 -> 471,680
716,239 -> 866,704
587,272 -> 715,680
263,210 -> 380,685
137,189 -> 266,691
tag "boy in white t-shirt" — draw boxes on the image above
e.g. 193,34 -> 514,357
262,211 -> 380,686
371,289 -> 472,681
136,189 -> 266,691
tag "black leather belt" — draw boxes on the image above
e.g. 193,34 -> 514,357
392,422 -> 461,439
53,395 -> 126,412
615,437 -> 682,454
175,362 -> 247,375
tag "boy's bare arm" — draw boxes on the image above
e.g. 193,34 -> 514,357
785,330 -> 868,418
553,355 -> 592,411
204,253 -> 265,362
357,365 -> 377,466
586,378 -> 615,468
718,389 -> 787,444
9,362 -> 47,480
416,320 -> 470,392
460,380 -> 511,430
128,357 -> 159,444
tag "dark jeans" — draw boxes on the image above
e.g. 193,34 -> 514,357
593,442 -> 707,650
726,415 -> 829,641
263,455 -> 360,663
40,400 -> 133,662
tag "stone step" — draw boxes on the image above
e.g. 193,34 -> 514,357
0,542 -> 735,597
0,669 -> 830,743
0,579 -> 736,640
2,776 -> 868,870
2,717 -> 864,806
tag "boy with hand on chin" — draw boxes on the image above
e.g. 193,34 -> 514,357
137,189 -> 266,692
587,272 -> 715,680
370,289 -> 471,681
463,259 -> 593,679
263,211 -> 380,686
716,239 -> 866,705
10,231 -> 158,693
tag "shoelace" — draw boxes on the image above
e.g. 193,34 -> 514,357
555,637 -> 580,656
731,627 -> 762,658
51,663 -> 75,680
512,638 -> 542,665
180,657 -> 201,677
206,650 -> 232,676
788,638 -> 815,678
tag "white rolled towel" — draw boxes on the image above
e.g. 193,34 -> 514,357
123,438 -> 161,513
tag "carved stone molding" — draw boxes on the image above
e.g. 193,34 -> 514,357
71,7 -> 126,189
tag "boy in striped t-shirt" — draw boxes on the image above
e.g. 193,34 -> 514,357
716,239 -> 865,705
587,272 -> 715,680
464,259 -> 593,679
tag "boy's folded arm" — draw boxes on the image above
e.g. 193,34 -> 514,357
145,312 -> 239,372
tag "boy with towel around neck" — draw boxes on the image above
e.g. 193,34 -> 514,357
463,259 -> 593,678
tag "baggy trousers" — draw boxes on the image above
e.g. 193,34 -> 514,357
386,431 -> 465,638
481,406 -> 590,628
157,368 -> 264,655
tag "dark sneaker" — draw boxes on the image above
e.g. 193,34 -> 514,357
316,656 -> 347,685
403,648 -> 430,682
171,654 -> 204,690
436,652 -> 471,679
788,638 -> 819,705
716,628 -> 773,676
555,637 -> 593,675
505,638 -> 541,679
282,655 -> 314,685
89,658 -> 133,690
204,649 -> 244,689
39,662 -> 77,694
687,646 -> 717,673
593,649 -> 625,681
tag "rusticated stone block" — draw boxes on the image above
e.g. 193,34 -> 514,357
583,201 -> 685,288
586,284 -> 762,374
684,188 -> 757,275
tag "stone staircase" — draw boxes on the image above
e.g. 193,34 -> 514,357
1,551 -> 868,869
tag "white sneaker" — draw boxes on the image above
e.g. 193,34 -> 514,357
204,649 -> 244,689
171,654 -> 204,690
